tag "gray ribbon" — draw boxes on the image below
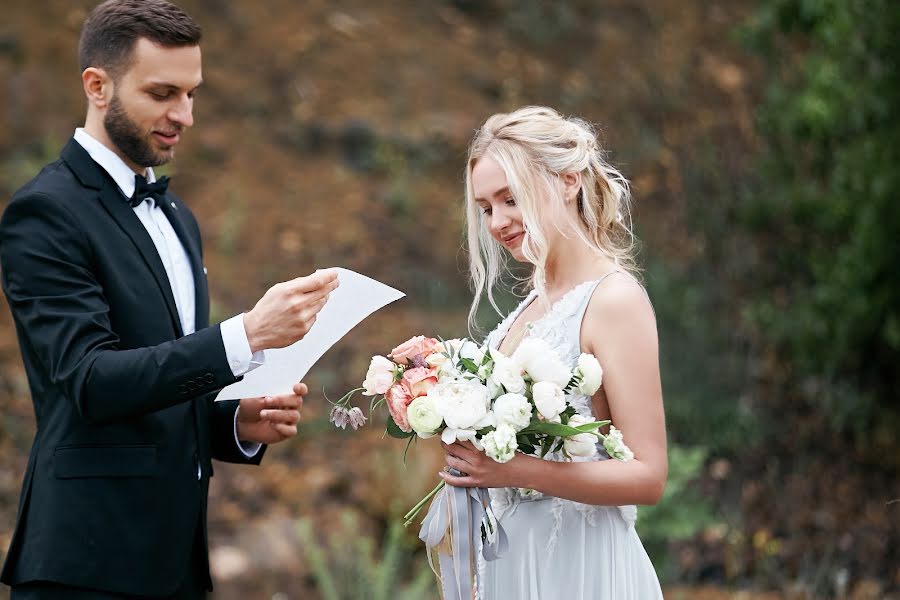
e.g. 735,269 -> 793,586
418,471 -> 508,600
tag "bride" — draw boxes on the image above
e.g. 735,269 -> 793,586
438,106 -> 667,599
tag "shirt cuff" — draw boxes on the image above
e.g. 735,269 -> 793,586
221,313 -> 266,377
234,405 -> 261,458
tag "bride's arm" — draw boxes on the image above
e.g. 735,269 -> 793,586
440,277 -> 668,506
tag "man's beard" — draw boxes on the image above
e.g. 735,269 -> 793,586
104,94 -> 172,168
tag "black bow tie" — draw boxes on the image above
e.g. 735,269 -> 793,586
130,175 -> 170,208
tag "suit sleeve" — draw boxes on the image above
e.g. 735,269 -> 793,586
207,398 -> 267,464
0,191 -> 239,425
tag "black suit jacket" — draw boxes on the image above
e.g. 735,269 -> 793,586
0,139 -> 265,596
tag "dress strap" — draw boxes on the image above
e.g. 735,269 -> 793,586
571,269 -> 621,331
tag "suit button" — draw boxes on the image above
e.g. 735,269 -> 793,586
205,373 -> 214,384
187,381 -> 196,391
178,384 -> 187,395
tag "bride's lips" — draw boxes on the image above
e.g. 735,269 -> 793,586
502,232 -> 524,247
153,131 -> 180,146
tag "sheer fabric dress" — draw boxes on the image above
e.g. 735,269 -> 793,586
476,272 -> 664,600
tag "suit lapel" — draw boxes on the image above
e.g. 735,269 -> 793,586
61,140 -> 185,338
97,182 -> 185,338
158,197 -> 208,332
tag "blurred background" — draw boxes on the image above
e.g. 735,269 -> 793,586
0,0 -> 897,598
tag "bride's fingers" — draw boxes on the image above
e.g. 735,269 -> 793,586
445,454 -> 472,473
439,468 -> 475,488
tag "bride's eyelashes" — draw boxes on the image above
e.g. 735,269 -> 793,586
480,197 -> 516,216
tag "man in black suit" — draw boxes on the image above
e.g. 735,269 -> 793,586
0,1 -> 339,597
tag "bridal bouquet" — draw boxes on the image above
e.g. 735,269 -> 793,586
330,334 -> 633,514
329,334 -> 633,599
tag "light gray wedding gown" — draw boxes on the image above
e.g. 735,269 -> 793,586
476,272 -> 664,599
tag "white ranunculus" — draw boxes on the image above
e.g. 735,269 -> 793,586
563,414 -> 599,458
532,380 -> 566,421
482,424 -> 518,463
406,396 -> 444,439
492,393 -> 532,432
361,355 -> 396,396
428,378 -> 491,431
512,338 -> 571,388
574,353 -> 604,395
603,425 -> 634,462
489,355 -> 526,394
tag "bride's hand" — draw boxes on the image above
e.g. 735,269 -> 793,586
439,440 -> 522,488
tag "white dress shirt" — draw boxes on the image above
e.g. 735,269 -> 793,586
73,128 -> 262,462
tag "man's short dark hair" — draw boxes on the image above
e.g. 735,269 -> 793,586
78,0 -> 202,80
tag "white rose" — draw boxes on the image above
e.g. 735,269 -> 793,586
489,355 -> 526,394
428,378 -> 491,431
482,424 -> 518,463
362,355 -> 396,396
603,425 -> 634,462
513,338 -> 571,388
406,396 -> 444,438
492,393 -> 532,432
531,381 -> 566,421
563,414 -> 598,458
574,354 -> 603,395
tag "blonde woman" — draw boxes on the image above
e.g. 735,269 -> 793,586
439,106 -> 667,598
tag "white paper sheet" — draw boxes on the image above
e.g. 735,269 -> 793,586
216,268 -> 405,400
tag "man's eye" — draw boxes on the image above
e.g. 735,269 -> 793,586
150,92 -> 171,100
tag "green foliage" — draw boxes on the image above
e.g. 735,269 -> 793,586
638,444 -> 719,582
0,136 -> 62,197
295,512 -> 435,600
644,260 -> 758,454
387,415 -> 415,439
739,0 -> 900,430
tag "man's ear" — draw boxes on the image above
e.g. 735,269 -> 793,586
82,67 -> 113,109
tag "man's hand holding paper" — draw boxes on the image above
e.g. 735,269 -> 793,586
243,269 -> 340,352
219,268 -> 405,401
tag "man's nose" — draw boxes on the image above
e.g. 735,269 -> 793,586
169,97 -> 194,128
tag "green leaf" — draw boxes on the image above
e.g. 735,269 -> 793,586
523,422 -> 585,437
539,435 -> 554,458
459,357 -> 479,373
386,416 -> 415,439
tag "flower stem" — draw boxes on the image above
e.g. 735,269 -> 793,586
403,479 -> 445,527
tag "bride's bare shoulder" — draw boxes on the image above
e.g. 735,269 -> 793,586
582,273 -> 657,352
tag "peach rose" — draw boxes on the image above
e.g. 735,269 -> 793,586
402,366 -> 439,399
389,335 -> 440,366
385,382 -> 413,432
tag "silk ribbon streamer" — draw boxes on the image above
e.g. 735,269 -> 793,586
418,470 -> 508,600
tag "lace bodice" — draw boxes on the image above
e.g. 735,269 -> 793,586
486,278 -> 605,417
484,272 -> 638,550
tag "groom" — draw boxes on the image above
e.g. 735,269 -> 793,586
0,0 -> 338,597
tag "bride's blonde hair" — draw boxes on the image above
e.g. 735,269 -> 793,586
465,106 -> 636,331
